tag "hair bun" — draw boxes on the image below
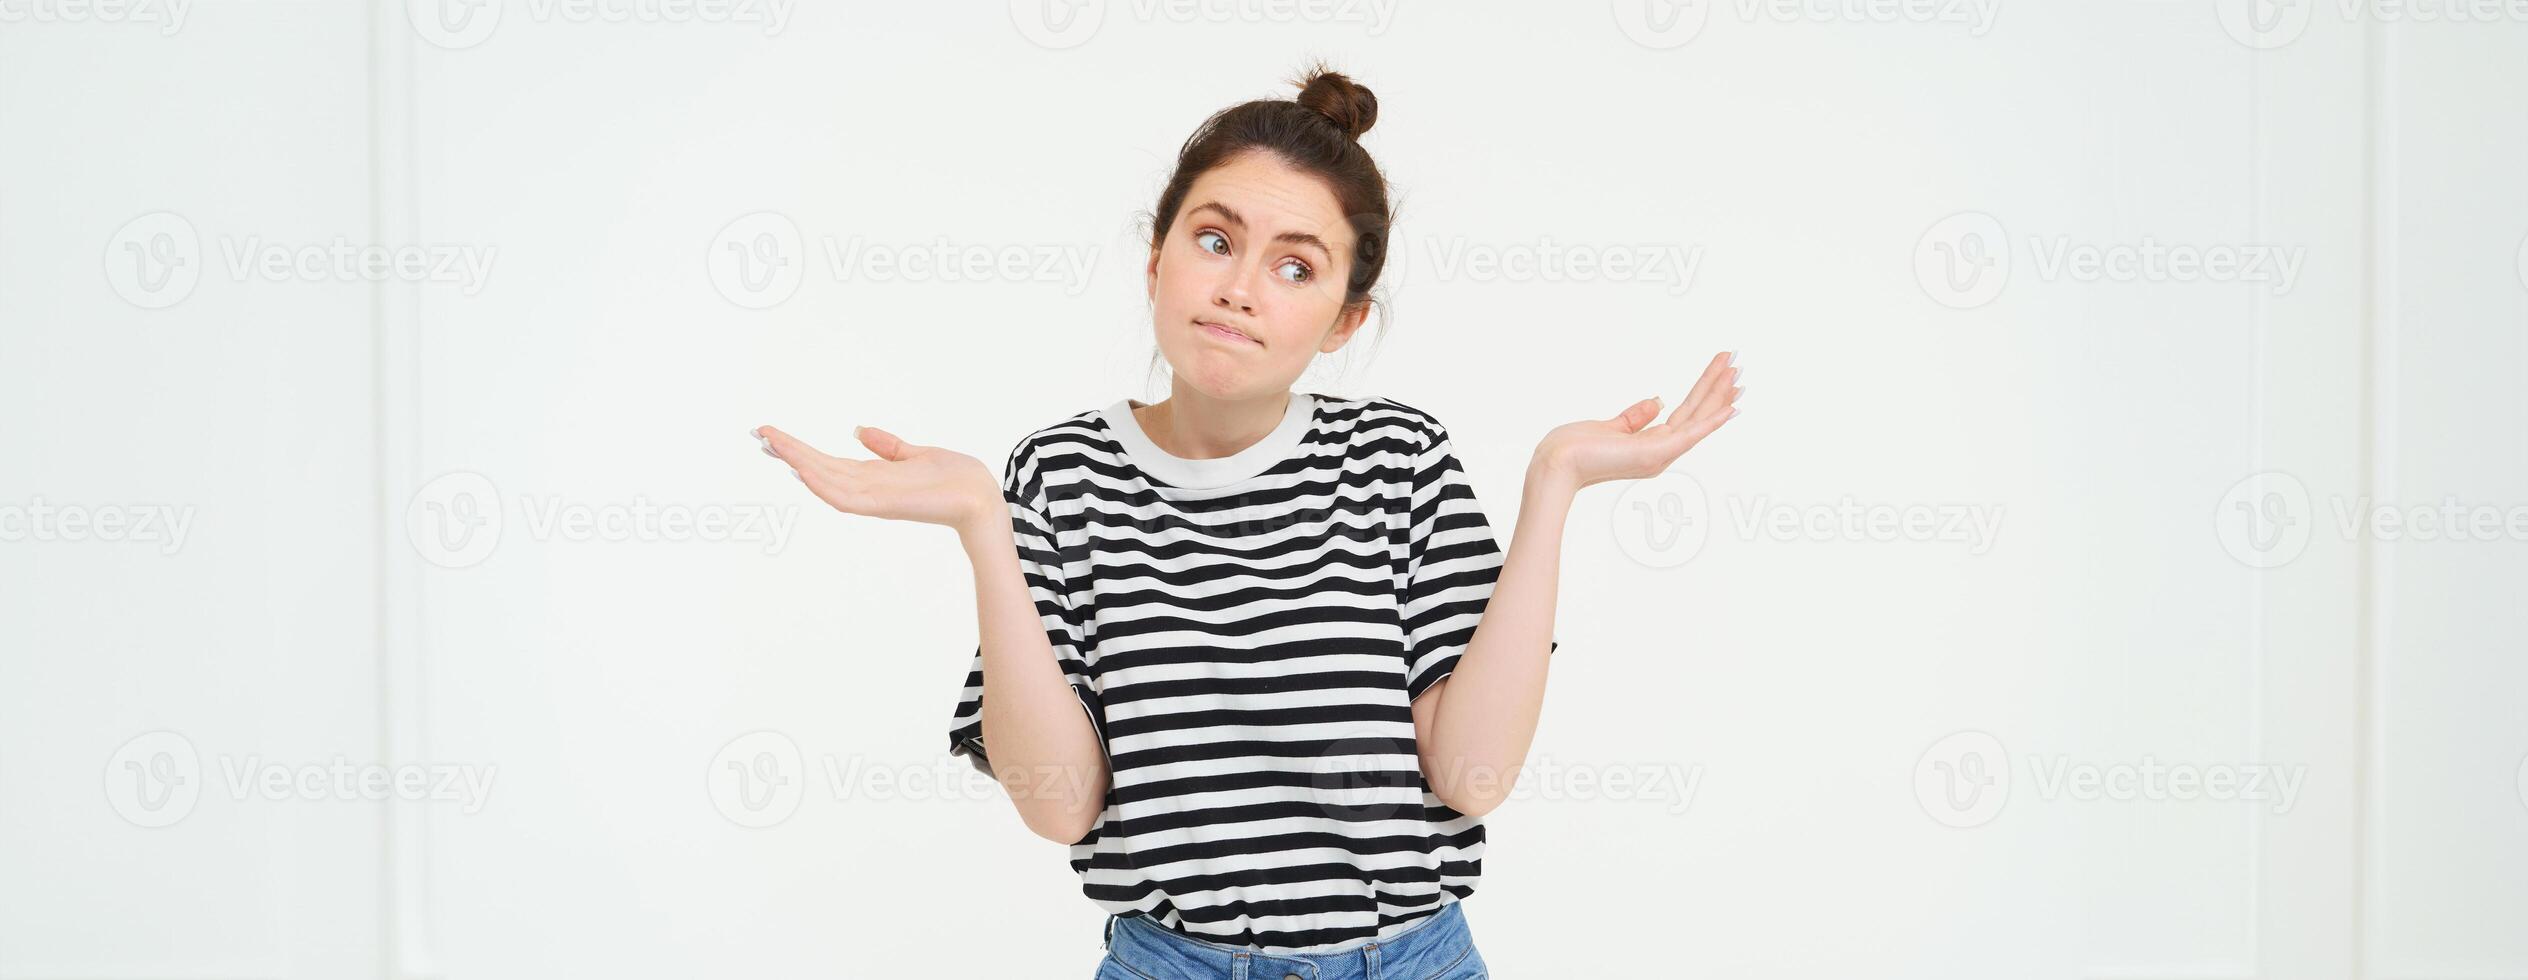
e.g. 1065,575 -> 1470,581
1294,68 -> 1377,140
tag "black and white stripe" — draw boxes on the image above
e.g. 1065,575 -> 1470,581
945,392 -> 1552,953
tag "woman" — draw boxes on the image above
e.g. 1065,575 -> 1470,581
754,66 -> 1740,980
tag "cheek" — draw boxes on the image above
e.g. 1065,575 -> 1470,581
1151,253 -> 1208,312
1261,312 -> 1319,353
1272,289 -> 1348,348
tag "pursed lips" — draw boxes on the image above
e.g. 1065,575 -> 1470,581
1195,318 -> 1260,346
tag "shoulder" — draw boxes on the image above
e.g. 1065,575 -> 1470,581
1008,405 -> 1111,460
1346,394 -> 1452,450
1001,405 -> 1118,493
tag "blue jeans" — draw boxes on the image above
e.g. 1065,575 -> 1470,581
1094,902 -> 1488,980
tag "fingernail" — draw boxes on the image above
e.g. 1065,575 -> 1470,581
1726,350 -> 1738,367
790,468 -> 803,482
761,444 -> 779,459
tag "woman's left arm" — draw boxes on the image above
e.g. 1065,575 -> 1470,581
1415,351 -> 1743,818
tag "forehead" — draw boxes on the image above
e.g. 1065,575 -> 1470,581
1178,150 -> 1348,240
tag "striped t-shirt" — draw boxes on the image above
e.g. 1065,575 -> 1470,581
945,390 -> 1555,953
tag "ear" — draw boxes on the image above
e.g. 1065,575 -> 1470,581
1319,300 -> 1370,354
1145,246 -> 1162,304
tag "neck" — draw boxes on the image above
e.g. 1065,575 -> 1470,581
1134,383 -> 1293,461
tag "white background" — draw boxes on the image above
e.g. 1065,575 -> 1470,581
2,1 -> 2523,977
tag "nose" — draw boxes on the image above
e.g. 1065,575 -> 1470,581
1212,263 -> 1258,317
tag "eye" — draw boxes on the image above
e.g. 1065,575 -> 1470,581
1194,229 -> 1229,255
1274,257 -> 1313,284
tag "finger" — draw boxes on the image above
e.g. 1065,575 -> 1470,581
1665,390 -> 1731,438
1607,396 -> 1662,433
1688,375 -> 1741,426
762,428 -> 873,487
855,425 -> 915,462
1663,403 -> 1738,455
755,425 -> 838,466
1683,350 -> 1732,406
792,459 -> 868,512
1673,351 -> 1734,424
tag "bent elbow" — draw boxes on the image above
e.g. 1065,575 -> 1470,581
1024,807 -> 1099,845
1437,787 -> 1502,820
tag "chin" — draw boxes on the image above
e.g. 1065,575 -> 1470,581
1179,370 -> 1252,400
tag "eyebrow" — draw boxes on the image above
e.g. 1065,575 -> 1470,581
1188,200 -> 1333,260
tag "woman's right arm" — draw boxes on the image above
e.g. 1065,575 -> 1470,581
753,422 -> 1109,844
956,506 -> 1111,844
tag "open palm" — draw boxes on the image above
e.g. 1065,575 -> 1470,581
1535,351 -> 1742,492
752,423 -> 999,530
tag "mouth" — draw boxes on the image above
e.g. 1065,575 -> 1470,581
1195,318 -> 1261,347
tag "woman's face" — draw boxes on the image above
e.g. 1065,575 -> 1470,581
1146,150 -> 1368,402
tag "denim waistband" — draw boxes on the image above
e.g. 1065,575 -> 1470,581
1099,901 -> 1481,980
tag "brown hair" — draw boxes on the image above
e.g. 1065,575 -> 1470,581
1149,64 -> 1395,316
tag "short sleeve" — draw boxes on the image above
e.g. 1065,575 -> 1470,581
945,440 -> 1103,779
1400,421 -> 1558,703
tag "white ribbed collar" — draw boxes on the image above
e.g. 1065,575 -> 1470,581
1101,391 -> 1317,490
